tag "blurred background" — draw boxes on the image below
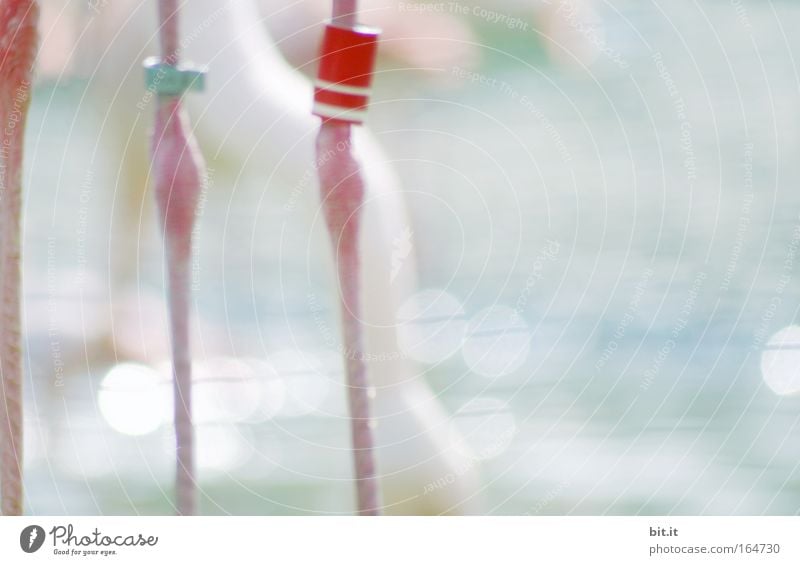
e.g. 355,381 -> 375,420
16,0 -> 800,514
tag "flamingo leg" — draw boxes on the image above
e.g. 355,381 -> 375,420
0,0 -> 38,517
150,0 -> 204,516
0,120 -> 25,517
317,123 -> 381,515
314,0 -> 382,517
332,0 -> 357,25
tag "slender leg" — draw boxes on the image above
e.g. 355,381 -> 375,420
317,123 -> 381,515
0,0 -> 39,517
332,0 -> 357,25
166,234 -> 195,516
1,132 -> 25,517
316,0 -> 382,516
151,98 -> 204,516
151,0 -> 204,515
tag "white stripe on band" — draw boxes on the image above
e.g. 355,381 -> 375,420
315,79 -> 372,97
312,101 -> 368,123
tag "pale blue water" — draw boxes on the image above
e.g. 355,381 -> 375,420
16,0 -> 800,514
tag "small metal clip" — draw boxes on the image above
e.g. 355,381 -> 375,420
143,56 -> 206,96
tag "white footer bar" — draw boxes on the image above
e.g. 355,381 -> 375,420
1,517 -> 797,564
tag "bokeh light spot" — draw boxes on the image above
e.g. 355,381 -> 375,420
98,363 -> 169,436
761,326 -> 800,396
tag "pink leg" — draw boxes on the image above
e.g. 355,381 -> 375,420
317,123 -> 381,515
151,99 -> 204,516
0,0 -> 39,517
317,0 -> 382,517
166,232 -> 195,516
151,0 -> 203,515
1,133 -> 25,517
332,0 -> 357,25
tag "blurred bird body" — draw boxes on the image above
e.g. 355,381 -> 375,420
76,0 -> 481,514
